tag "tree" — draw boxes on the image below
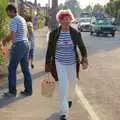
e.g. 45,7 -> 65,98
64,0 -> 81,17
105,0 -> 120,24
93,4 -> 104,13
48,0 -> 59,30
84,5 -> 92,13
0,0 -> 7,8
59,3 -> 64,10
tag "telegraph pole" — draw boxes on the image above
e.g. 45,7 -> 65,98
35,0 -> 37,6
34,0 -> 38,14
48,0 -> 50,8
48,0 -> 59,30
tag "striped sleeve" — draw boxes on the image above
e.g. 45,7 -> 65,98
10,19 -> 17,32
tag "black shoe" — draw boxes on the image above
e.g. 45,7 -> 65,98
3,92 -> 16,98
68,101 -> 72,108
31,64 -> 34,69
60,115 -> 67,120
20,91 -> 32,96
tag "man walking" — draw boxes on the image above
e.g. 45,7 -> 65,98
3,4 -> 32,97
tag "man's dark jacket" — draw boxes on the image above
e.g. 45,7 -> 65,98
45,26 -> 87,81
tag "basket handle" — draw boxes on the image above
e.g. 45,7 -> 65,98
44,73 -> 55,83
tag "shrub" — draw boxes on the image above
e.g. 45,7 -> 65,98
38,15 -> 44,29
0,8 -> 9,40
0,46 -> 9,74
0,8 -> 9,74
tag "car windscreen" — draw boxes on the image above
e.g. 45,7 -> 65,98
96,20 -> 112,25
80,19 -> 91,23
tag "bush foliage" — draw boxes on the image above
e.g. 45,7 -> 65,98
0,8 -> 9,40
38,15 -> 44,29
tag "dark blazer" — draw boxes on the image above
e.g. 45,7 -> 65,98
45,26 -> 87,81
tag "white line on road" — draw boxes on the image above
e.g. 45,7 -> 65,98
75,85 -> 100,120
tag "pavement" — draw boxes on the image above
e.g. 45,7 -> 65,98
0,27 -> 90,120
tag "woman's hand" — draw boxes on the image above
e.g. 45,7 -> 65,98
81,57 -> 88,70
45,63 -> 51,72
31,63 -> 34,69
82,62 -> 88,69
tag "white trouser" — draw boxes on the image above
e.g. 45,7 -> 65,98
56,61 -> 76,117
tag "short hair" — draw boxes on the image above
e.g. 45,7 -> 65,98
27,22 -> 33,28
27,22 -> 34,32
6,4 -> 17,13
56,9 -> 75,23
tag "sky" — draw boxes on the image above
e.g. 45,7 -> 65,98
27,0 -> 109,8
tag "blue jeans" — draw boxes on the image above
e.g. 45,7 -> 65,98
8,41 -> 32,93
29,48 -> 34,60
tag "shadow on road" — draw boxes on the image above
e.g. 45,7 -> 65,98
46,113 -> 60,120
0,71 -> 46,91
0,94 -> 28,108
0,71 -> 47,108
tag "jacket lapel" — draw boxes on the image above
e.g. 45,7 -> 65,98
69,26 -> 77,46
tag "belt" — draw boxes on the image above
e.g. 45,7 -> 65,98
13,40 -> 28,44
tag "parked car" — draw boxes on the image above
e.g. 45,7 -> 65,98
78,18 -> 91,32
90,19 -> 116,37
73,18 -> 80,24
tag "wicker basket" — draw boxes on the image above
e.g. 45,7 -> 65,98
40,79 -> 56,97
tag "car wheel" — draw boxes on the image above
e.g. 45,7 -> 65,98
78,27 -> 80,31
90,31 -> 93,35
96,33 -> 100,36
104,34 -> 108,37
111,32 -> 115,37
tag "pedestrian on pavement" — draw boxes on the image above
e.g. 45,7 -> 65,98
27,22 -> 35,69
45,9 -> 88,120
2,4 -> 32,97
33,14 -> 39,30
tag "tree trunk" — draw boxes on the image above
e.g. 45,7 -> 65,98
48,0 -> 59,30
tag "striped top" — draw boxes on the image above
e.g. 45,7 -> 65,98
10,15 -> 28,43
55,32 -> 76,65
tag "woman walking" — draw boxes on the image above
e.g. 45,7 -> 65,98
45,9 -> 88,120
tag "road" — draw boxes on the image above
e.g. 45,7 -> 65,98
78,29 -> 120,120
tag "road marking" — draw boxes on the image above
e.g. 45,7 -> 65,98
75,85 -> 100,120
